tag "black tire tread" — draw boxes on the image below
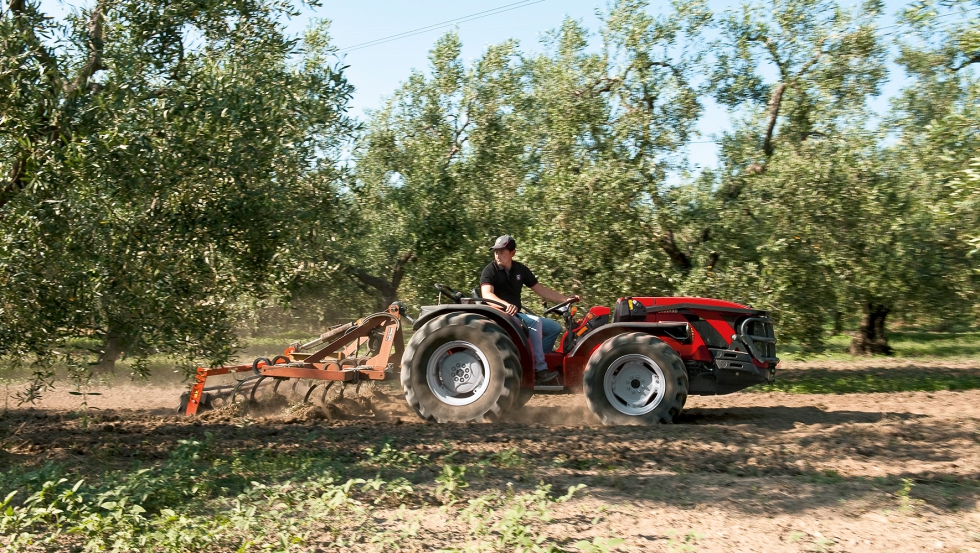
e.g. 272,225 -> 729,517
401,312 -> 522,423
583,332 -> 688,425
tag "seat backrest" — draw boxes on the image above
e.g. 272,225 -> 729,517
612,297 -> 648,322
471,285 -> 483,298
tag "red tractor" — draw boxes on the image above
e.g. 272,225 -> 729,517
401,284 -> 777,424
179,285 -> 776,425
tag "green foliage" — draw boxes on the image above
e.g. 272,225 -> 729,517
446,482 -> 588,553
363,440 -> 429,468
665,528 -> 703,552
778,330 -> 980,360
0,437 -> 372,551
3,0 -> 978,367
347,0 -> 979,353
435,461 -> 469,504
760,371 -> 980,394
896,477 -> 919,514
574,537 -> 626,553
489,448 -> 526,469
0,438 -> 610,552
0,1 -> 355,373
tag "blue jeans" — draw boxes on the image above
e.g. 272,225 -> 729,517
516,312 -> 563,373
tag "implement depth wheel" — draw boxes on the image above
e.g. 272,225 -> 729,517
401,313 -> 521,423
583,333 -> 688,425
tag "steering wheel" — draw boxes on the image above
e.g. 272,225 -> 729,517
543,297 -> 580,315
434,283 -> 463,303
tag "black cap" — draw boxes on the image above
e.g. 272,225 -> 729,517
489,234 -> 516,251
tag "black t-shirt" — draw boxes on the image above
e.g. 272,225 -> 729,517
480,261 -> 538,310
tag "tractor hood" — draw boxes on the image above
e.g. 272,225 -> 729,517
623,296 -> 768,316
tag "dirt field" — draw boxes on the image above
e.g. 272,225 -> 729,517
2,360 -> 980,552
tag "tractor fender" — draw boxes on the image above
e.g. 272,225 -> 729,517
566,322 -> 691,360
412,304 -> 534,378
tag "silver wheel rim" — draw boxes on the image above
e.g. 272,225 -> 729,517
602,354 -> 665,416
426,340 -> 491,406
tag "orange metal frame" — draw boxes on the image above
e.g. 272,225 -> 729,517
183,305 -> 405,415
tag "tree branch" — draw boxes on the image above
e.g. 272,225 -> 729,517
794,36 -> 830,79
761,82 -> 787,160
658,230 -> 692,271
343,248 -> 417,307
66,2 -> 105,98
952,54 -> 980,72
746,34 -> 788,77
389,250 -> 416,291
2,1 -> 66,213
346,266 -> 393,296
0,156 -> 26,212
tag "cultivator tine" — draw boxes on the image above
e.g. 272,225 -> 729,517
286,379 -> 316,402
232,375 -> 263,404
250,377 -> 282,403
312,381 -> 336,407
303,382 -> 320,403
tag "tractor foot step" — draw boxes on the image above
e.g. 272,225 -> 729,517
533,385 -> 564,392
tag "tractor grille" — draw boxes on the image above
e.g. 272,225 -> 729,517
738,317 -> 777,363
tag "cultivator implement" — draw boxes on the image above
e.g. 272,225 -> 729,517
180,303 -> 408,415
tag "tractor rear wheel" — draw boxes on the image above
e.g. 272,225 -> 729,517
512,388 -> 534,410
402,313 -> 521,422
583,333 -> 688,425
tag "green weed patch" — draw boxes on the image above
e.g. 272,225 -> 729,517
778,331 -> 980,361
0,434 -> 603,552
758,370 -> 980,394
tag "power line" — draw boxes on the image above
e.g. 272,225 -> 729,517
335,3 -> 980,55
338,0 -> 546,53
877,6 -> 980,36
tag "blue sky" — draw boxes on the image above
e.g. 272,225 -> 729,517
39,0 -> 916,169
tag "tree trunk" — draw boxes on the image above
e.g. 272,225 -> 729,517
831,310 -> 843,336
346,251 -> 415,311
849,303 -> 893,355
97,329 -> 125,371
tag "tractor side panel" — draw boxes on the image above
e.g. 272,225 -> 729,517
613,297 -> 777,394
563,323 -> 693,388
644,311 -> 715,363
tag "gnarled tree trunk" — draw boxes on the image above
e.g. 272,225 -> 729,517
849,303 -> 892,355
346,250 -> 416,311
97,328 -> 126,371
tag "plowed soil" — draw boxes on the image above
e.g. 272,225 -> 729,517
2,359 -> 980,552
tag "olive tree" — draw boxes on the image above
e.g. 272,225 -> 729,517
0,0 -> 354,379
349,32 -> 533,310
687,0 -> 890,349
880,0 -> 980,333
516,0 -> 710,305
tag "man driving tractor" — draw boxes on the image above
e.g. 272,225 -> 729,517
480,234 -> 580,383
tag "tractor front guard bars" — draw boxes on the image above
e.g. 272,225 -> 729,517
737,317 -> 778,364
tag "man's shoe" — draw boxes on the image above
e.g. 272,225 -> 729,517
535,370 -> 559,383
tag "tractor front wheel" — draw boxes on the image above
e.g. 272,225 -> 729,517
401,313 -> 522,422
583,333 -> 688,425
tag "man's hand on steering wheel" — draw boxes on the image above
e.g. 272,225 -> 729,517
542,295 -> 581,315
